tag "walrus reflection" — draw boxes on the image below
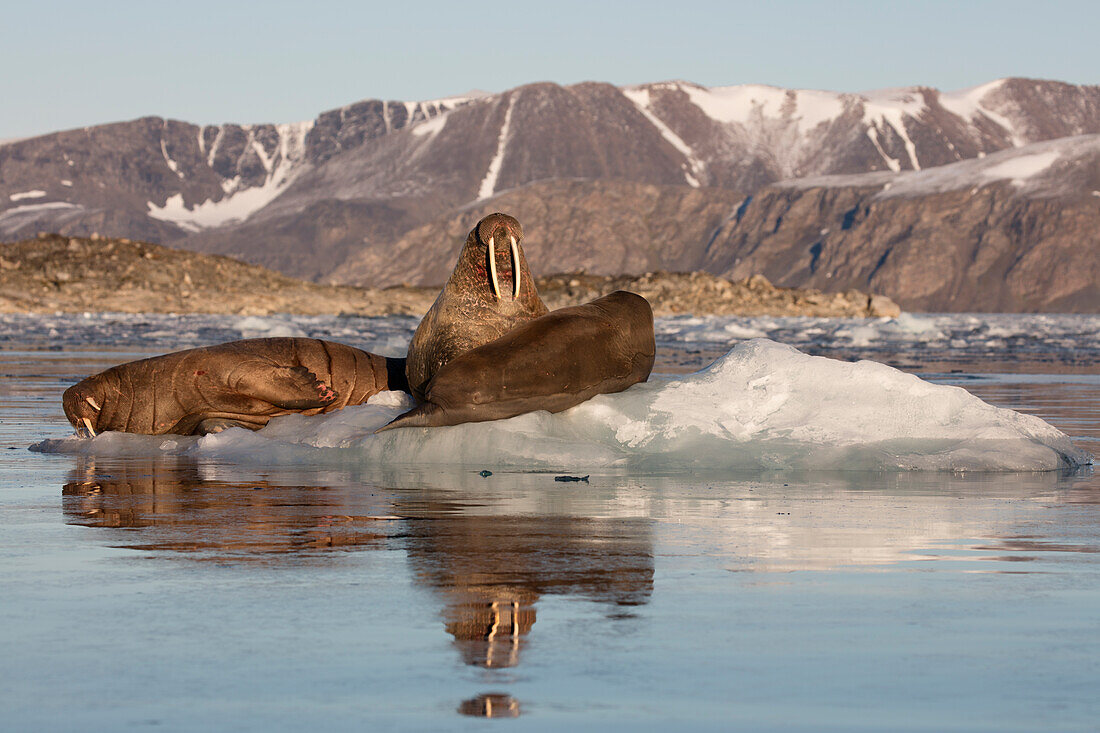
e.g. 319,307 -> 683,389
458,693 -> 521,719
399,502 -> 654,668
62,457 -> 386,556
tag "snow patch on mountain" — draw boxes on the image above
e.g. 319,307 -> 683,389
8,190 -> 46,202
147,121 -> 313,231
679,82 -> 847,135
622,87 -> 705,187
938,79 -> 1022,146
477,95 -> 516,200
0,201 -> 83,235
411,112 -> 449,137
628,79 -> 1052,182
861,88 -> 925,170
778,134 -> 1096,199
981,150 -> 1062,184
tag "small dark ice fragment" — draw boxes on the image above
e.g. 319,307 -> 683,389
478,470 -> 493,477
554,475 -> 590,483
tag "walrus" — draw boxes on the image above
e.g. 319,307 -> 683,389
63,338 -> 408,436
380,291 -> 655,430
406,212 -> 548,401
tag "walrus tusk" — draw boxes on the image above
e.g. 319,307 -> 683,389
85,396 -> 101,411
510,235 -> 520,299
487,236 -> 501,300
81,417 -> 96,437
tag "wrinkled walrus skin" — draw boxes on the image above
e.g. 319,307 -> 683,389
63,338 -> 408,436
406,213 -> 548,401
379,291 -> 655,431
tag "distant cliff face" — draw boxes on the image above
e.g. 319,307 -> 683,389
1,77 -> 1098,311
703,136 -> 1100,312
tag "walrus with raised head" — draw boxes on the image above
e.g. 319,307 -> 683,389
380,291 -> 655,430
63,338 -> 408,436
405,213 -> 548,401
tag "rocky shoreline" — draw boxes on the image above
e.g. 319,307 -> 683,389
0,234 -> 900,318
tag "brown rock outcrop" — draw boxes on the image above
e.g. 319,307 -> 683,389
0,234 -> 431,316
0,234 -> 897,318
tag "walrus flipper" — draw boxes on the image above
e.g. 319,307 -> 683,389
377,403 -> 443,432
235,365 -> 339,410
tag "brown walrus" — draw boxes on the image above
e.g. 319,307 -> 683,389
380,291 -> 655,431
63,338 -> 407,436
405,213 -> 548,401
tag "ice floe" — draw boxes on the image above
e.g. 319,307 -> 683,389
34,340 -> 1090,472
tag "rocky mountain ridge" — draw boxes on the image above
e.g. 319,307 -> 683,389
1,77 -> 1097,311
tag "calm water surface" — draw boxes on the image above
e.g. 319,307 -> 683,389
1,340 -> 1098,732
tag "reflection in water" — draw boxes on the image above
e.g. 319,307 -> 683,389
61,458 -> 1097,578
458,693 -> 521,718
57,455 -> 1098,722
62,457 -> 389,557
397,503 -> 654,668
61,457 -> 657,719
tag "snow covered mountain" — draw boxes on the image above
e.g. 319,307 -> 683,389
1,77 -> 1097,310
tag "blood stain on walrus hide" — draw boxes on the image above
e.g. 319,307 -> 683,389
63,338 -> 408,436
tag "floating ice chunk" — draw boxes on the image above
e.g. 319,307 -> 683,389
34,431 -> 197,457
723,322 -> 768,339
834,324 -> 879,347
34,340 -> 1090,473
232,316 -> 307,338
886,312 -> 944,338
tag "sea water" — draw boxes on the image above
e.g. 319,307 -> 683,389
1,312 -> 1098,731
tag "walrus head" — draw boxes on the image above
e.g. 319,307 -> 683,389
472,213 -> 524,302
404,213 -> 548,402
63,373 -> 111,437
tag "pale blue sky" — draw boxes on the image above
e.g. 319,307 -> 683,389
3,0 -> 1097,140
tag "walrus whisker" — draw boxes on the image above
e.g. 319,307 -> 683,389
488,236 -> 501,300
84,396 -> 101,411
510,235 -> 520,299
81,417 -> 96,437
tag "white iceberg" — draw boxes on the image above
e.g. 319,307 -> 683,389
36,340 -> 1090,472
